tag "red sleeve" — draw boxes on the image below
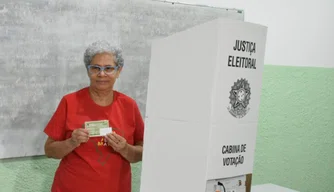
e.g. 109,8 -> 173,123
133,101 -> 144,143
44,97 -> 67,141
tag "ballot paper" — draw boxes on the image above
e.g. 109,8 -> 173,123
84,120 -> 112,137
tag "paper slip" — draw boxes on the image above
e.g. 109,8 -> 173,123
87,127 -> 112,137
85,120 -> 112,137
85,120 -> 109,128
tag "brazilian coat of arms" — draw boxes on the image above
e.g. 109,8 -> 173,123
227,78 -> 251,118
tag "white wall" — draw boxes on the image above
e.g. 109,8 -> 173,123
167,0 -> 334,68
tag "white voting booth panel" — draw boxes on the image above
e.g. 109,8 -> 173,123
140,18 -> 267,192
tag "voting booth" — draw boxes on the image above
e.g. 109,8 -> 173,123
140,18 -> 267,192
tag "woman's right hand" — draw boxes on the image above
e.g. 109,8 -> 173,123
70,128 -> 89,147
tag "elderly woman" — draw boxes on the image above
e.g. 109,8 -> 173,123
43,40 -> 144,192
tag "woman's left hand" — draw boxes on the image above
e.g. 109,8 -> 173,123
105,131 -> 128,153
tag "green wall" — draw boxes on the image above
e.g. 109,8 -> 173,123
1,65 -> 333,192
252,65 -> 334,191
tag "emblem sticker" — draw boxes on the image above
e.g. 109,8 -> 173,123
227,78 -> 251,118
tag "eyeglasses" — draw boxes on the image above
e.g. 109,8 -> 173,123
87,64 -> 119,75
